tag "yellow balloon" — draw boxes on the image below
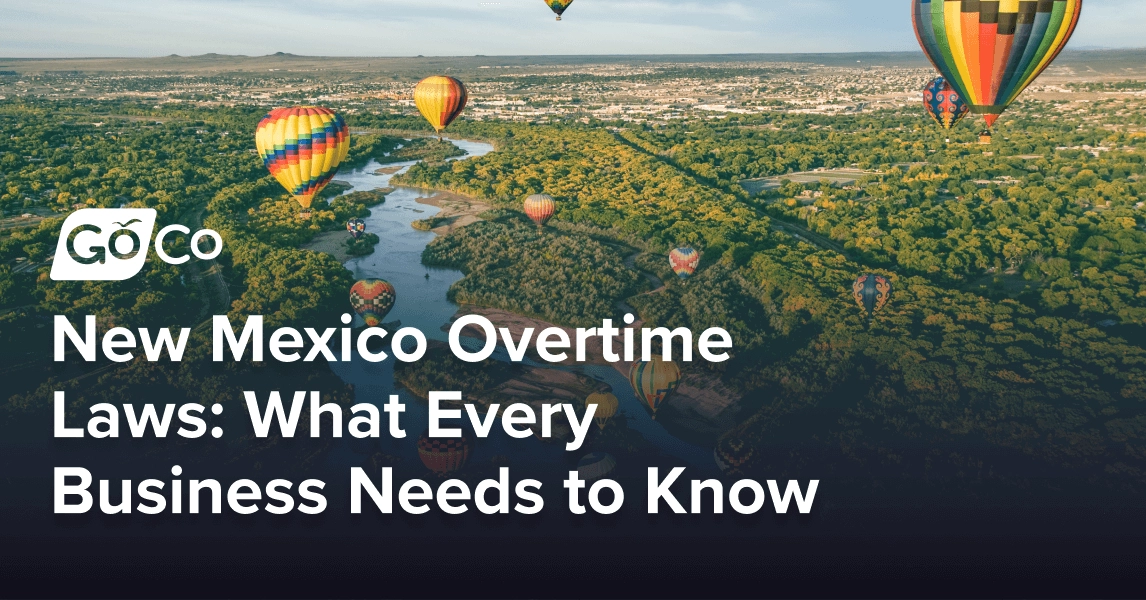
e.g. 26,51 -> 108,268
585,392 -> 619,430
414,76 -> 468,135
629,358 -> 681,417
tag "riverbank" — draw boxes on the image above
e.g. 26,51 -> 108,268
413,190 -> 491,235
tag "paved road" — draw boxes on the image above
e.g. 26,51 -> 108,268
769,218 -> 847,254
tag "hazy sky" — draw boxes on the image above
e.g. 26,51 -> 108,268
1,0 -> 1142,58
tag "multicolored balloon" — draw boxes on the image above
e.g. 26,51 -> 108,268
912,0 -> 1082,130
350,279 -> 396,327
714,437 -> 754,476
417,430 -> 472,476
585,392 -> 619,431
524,194 -> 556,229
923,76 -> 970,130
669,247 -> 700,279
577,452 -> 616,482
545,0 -> 573,21
414,76 -> 468,137
255,106 -> 350,211
853,274 -> 892,318
346,218 -> 366,240
629,358 -> 681,418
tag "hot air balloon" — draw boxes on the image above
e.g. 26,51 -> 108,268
350,279 -> 396,327
912,0 -> 1083,139
629,358 -> 681,418
255,106 -> 350,217
524,194 -> 556,230
923,76 -> 970,130
417,430 -> 472,476
853,274 -> 892,319
585,392 -> 619,431
414,76 -> 468,139
545,0 -> 573,21
346,218 -> 366,240
669,247 -> 700,279
714,437 -> 754,476
577,452 -> 616,482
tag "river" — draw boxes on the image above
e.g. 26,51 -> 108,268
325,139 -> 715,474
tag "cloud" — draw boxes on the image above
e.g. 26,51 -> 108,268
0,0 -> 1138,58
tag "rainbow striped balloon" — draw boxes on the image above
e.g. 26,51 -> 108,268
629,358 -> 681,418
913,0 -> 1082,128
255,106 -> 350,210
414,76 -> 468,135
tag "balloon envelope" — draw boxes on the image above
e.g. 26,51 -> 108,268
629,358 -> 681,416
524,194 -> 556,228
714,437 -> 754,475
545,0 -> 573,20
346,218 -> 366,240
912,0 -> 1082,127
417,430 -> 472,476
414,76 -> 468,134
853,274 -> 892,317
669,247 -> 700,279
255,106 -> 350,210
923,77 -> 970,130
350,279 -> 396,327
585,392 -> 619,430
577,452 -> 616,482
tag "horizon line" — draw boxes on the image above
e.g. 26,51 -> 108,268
2,47 -> 1145,62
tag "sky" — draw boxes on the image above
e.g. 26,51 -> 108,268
0,0 -> 1142,58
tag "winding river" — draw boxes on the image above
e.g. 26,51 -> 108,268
326,139 -> 715,473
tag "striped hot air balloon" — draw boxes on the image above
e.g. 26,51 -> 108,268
545,0 -> 573,21
669,247 -> 700,279
577,452 -> 617,482
853,274 -> 892,319
255,106 -> 350,214
923,76 -> 970,130
524,194 -> 556,229
585,392 -> 619,430
912,0 -> 1083,135
350,279 -> 396,327
417,430 -> 472,476
629,358 -> 681,418
414,76 -> 468,138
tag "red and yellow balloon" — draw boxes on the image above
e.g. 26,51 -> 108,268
418,430 -> 472,476
524,194 -> 556,229
414,76 -> 468,137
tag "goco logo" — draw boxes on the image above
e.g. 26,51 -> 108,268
50,208 -> 223,281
